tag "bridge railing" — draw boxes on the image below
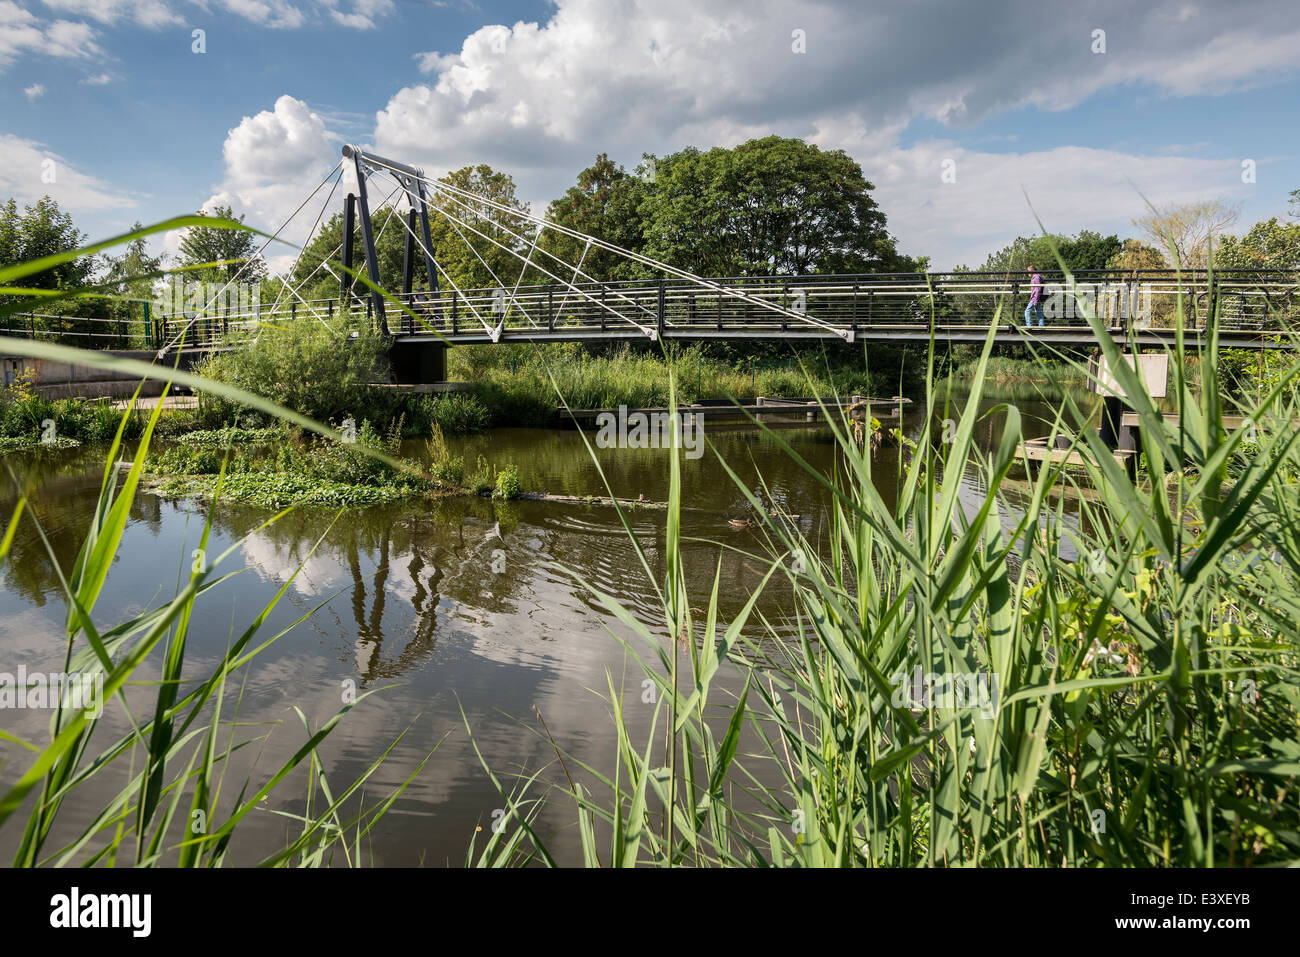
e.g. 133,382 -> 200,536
13,268 -> 1293,351
1,312 -> 158,349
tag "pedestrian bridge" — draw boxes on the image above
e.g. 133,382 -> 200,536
3,145 -> 1296,362
10,268 -> 1294,355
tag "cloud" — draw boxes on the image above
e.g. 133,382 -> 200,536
323,0 -> 394,31
81,69 -> 111,83
375,0 -> 1300,165
213,0 -> 305,29
0,132 -> 135,211
863,142 -> 1252,268
364,0 -> 1300,267
24,80 -> 43,97
40,0 -> 181,28
1,1 -> 102,69
190,0 -> 1299,277
201,95 -> 342,273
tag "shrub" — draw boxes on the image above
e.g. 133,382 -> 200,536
468,455 -> 495,495
429,393 -> 491,434
146,446 -> 224,475
426,423 -> 465,487
492,463 -> 522,500
195,321 -> 391,424
178,426 -> 283,448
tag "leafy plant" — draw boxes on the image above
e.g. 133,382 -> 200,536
492,463 -> 521,500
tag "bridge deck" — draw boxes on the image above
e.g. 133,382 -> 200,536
6,269 -> 1297,352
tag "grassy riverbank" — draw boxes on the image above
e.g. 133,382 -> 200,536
942,355 -> 1088,387
2,338 -> 892,445
942,353 -> 1206,395
454,342 -> 889,426
5,220 -> 1298,869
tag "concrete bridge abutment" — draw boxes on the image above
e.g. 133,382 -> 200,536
388,339 -> 447,384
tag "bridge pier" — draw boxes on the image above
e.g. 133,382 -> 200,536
389,339 -> 446,384
1089,352 -> 1168,479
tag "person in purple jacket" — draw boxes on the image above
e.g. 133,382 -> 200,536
1024,266 -> 1045,327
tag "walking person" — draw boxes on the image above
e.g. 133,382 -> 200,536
1024,266 -> 1045,327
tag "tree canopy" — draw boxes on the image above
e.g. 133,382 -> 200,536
636,137 -> 905,276
1132,199 -> 1240,269
540,153 -> 648,282
1105,238 -> 1167,272
292,165 -> 533,301
1216,216 -> 1300,272
0,196 -> 95,293
177,204 -> 267,283
965,230 -> 1123,274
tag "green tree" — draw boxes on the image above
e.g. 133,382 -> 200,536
1105,238 -> 1167,273
1057,230 -> 1122,271
0,195 -> 112,342
428,165 -> 532,291
291,204 -> 411,302
0,196 -> 96,293
540,153 -> 649,282
98,223 -> 165,343
101,224 -> 164,304
639,136 -> 899,276
1216,217 -> 1300,272
177,204 -> 267,283
970,230 -> 1122,274
290,165 -> 531,306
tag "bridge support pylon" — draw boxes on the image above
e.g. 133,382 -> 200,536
389,339 -> 446,384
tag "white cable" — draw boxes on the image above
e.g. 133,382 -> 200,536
419,169 -> 844,337
405,177 -> 655,337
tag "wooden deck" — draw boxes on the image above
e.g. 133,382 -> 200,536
1019,436 -> 1137,471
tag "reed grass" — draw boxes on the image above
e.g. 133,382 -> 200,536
468,249 -> 1300,867
456,342 -> 884,426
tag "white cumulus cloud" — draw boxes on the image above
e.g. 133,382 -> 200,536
195,94 -> 343,274
0,132 -> 135,211
1,1 -> 103,69
364,0 -> 1300,267
40,0 -> 181,28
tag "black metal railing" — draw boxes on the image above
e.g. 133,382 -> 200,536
6,268 -> 1296,351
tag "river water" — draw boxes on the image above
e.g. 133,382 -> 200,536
0,387 -> 1091,866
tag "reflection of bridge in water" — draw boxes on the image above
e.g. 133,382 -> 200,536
5,145 -> 1298,380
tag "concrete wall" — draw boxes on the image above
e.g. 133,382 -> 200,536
2,350 -> 194,400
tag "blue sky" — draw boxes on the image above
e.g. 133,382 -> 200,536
3,0 -> 1299,269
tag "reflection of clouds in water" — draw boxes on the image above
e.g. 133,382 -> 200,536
383,566 -> 418,604
239,535 -> 351,597
0,607 -> 66,663
1,436 -> 776,863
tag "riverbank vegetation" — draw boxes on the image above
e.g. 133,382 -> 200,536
146,420 -> 524,509
452,341 -> 894,426
940,354 -> 1089,388
0,368 -> 147,445
5,169 -> 1300,868
467,295 -> 1300,867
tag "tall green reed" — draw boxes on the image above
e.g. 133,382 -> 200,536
471,249 -> 1300,867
